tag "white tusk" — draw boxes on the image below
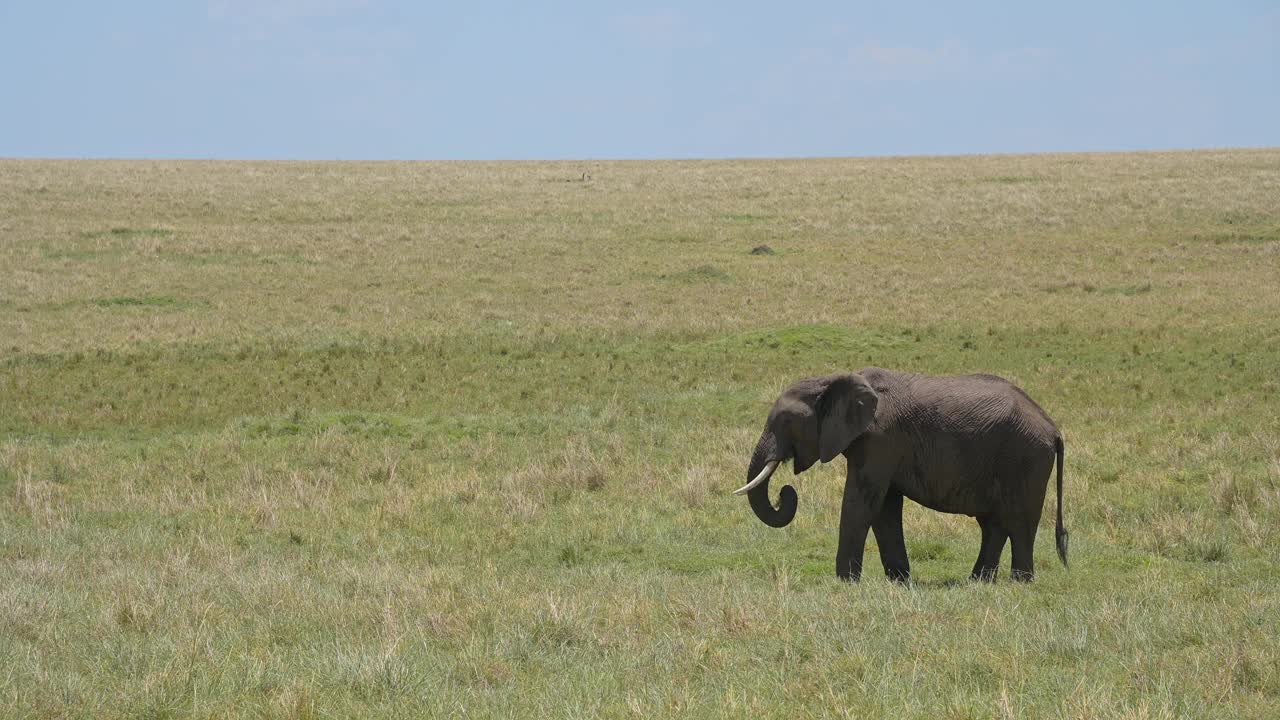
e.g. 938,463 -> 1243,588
732,460 -> 780,496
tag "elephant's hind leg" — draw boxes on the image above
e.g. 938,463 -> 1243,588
970,517 -> 1008,582
872,491 -> 910,583
1009,522 -> 1038,582
1006,452 -> 1052,582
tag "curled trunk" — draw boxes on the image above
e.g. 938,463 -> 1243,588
745,432 -> 797,528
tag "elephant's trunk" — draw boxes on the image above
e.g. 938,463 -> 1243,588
743,432 -> 797,528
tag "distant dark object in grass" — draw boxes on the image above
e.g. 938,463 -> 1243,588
749,244 -> 775,256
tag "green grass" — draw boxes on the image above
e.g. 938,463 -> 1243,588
2,151 -> 1280,718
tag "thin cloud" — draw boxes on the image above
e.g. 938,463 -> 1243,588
609,9 -> 711,50
199,1 -> 407,83
849,40 -> 971,77
990,46 -> 1054,72
208,0 -> 370,24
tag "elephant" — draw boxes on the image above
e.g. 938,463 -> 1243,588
734,368 -> 1067,582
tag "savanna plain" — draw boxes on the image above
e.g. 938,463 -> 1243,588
2,150 -> 1279,719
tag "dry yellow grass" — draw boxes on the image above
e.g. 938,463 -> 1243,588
4,151 -> 1277,355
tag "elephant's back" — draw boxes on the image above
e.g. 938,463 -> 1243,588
883,370 -> 1058,447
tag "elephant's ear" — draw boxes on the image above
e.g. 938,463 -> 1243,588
817,374 -> 879,463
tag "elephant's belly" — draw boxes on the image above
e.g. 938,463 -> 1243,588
893,468 -> 991,517
901,490 -> 985,517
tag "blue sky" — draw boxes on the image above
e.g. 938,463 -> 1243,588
1,1 -> 1276,159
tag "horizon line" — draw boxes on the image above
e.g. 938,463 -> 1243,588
1,145 -> 1276,164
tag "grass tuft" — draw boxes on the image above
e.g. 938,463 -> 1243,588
667,264 -> 731,283
81,227 -> 174,240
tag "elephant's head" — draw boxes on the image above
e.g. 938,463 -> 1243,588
734,373 -> 879,527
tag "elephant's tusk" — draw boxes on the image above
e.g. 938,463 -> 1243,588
732,460 -> 780,496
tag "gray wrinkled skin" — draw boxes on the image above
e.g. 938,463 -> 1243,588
744,368 -> 1068,583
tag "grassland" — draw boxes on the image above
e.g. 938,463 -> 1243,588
2,150 -> 1279,718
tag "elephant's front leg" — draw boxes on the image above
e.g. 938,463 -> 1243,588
835,477 -> 885,581
872,491 -> 910,583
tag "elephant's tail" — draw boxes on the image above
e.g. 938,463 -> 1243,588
1054,435 -> 1068,568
